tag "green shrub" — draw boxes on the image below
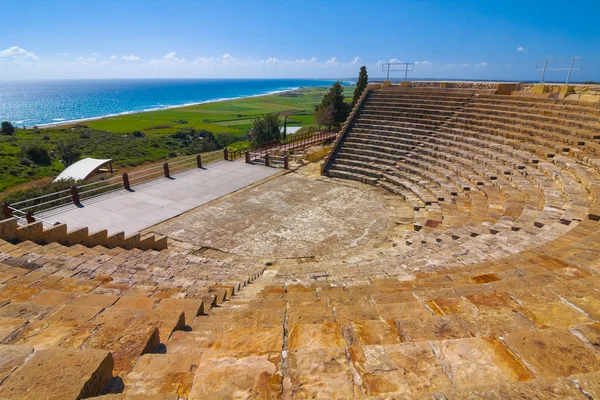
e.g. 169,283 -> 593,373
23,146 -> 51,166
1,121 -> 15,135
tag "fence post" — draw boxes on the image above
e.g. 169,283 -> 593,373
163,162 -> 171,178
2,203 -> 12,219
223,148 -> 229,161
197,154 -> 202,168
265,154 -> 270,167
245,151 -> 251,164
25,212 -> 35,224
122,173 -> 131,191
284,154 -> 289,170
70,185 -> 81,206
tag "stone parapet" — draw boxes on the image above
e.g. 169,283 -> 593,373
0,217 -> 167,251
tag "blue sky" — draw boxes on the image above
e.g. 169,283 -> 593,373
1,0 -> 598,81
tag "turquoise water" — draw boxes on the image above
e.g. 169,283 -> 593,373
0,79 -> 338,127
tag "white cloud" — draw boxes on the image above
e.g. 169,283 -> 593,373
122,54 -> 139,61
415,61 -> 431,66
163,52 -> 184,62
56,53 -> 69,57
476,61 -> 488,67
75,57 -> 97,65
517,46 -> 526,52
0,46 -> 39,60
324,57 -> 339,67
222,53 -> 233,60
110,55 -> 117,61
351,56 -> 361,65
460,63 -> 470,68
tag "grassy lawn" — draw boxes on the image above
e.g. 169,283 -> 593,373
86,86 -> 344,135
0,85 -> 356,194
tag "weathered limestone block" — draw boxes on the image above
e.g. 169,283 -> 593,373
0,344 -> 34,382
41,223 -> 68,244
189,353 -> 282,399
15,222 -> 44,242
0,347 -> 114,399
0,218 -> 18,240
82,229 -> 108,247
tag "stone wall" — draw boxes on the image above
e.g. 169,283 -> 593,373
387,81 -> 600,103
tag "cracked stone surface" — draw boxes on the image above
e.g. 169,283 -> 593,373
153,173 -> 398,258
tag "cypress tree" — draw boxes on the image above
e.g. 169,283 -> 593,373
315,81 -> 349,127
352,66 -> 368,107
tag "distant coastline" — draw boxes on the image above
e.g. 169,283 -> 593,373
35,87 -> 301,129
0,78 -> 344,128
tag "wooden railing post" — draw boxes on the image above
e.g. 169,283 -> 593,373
163,162 -> 170,178
196,154 -> 202,168
122,173 -> 131,191
25,211 -> 35,224
223,148 -> 229,161
245,151 -> 251,164
265,154 -> 270,167
70,185 -> 81,206
284,154 -> 289,170
2,203 -> 12,219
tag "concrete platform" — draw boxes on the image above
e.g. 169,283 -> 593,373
38,161 -> 281,236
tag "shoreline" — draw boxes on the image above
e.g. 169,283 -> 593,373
34,86 -> 306,129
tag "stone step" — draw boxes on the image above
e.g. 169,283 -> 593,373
0,346 -> 114,399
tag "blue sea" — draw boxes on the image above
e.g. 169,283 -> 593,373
0,79 -> 339,127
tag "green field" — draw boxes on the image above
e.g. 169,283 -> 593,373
86,86 -> 338,135
0,85 -> 356,193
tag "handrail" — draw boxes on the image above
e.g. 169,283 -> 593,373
128,169 -> 165,182
19,195 -> 73,211
76,175 -> 121,189
128,163 -> 166,176
11,188 -> 73,206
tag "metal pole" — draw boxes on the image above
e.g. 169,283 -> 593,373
566,58 -> 574,85
386,64 -> 390,80
405,65 -> 408,81
540,60 -> 547,84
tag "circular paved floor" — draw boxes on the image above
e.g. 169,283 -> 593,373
154,173 -> 395,258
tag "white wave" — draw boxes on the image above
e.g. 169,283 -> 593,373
51,118 -> 66,121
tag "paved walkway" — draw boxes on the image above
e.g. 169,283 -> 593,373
39,161 -> 281,236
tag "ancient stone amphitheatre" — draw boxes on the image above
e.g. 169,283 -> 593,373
2,81 -> 600,399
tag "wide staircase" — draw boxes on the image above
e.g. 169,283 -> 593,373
1,86 -> 600,398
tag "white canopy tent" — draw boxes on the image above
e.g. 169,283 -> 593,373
53,158 -> 113,182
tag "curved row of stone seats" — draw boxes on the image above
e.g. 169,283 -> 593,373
446,98 -> 600,171
332,115 -> 564,234
325,87 -> 599,272
0,235 -> 266,398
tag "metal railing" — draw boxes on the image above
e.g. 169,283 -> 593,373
247,131 -> 336,162
2,150 -> 224,226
